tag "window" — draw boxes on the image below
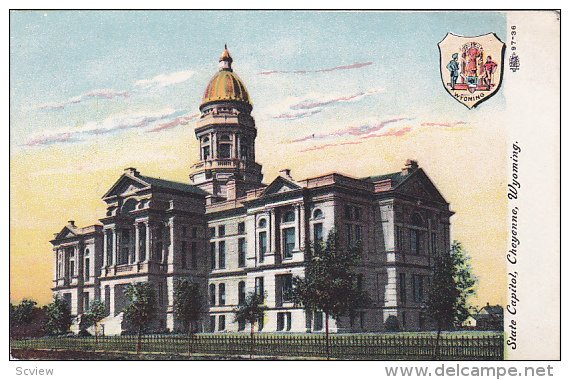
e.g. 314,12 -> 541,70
346,224 -> 353,246
219,134 -> 231,141
218,241 -> 226,269
277,312 -> 292,331
191,242 -> 197,269
139,227 -> 146,262
431,232 -> 437,256
396,226 -> 405,252
313,208 -> 323,219
209,316 -> 216,332
181,241 -> 187,269
238,238 -> 246,267
283,228 -> 295,258
281,274 -> 293,303
238,281 -> 246,305
355,225 -> 362,242
257,316 -> 264,331
106,231 -> 113,265
209,284 -> 216,306
313,223 -> 323,242
283,211 -> 295,223
255,277 -> 264,300
240,143 -> 250,160
70,261 -> 75,278
259,231 -> 267,262
219,144 -> 232,159
413,275 -> 424,302
344,204 -> 351,219
218,315 -> 226,331
209,227 -> 216,238
218,283 -> 226,305
238,222 -> 245,234
83,292 -> 90,312
210,243 -> 216,269
258,218 -> 267,228
84,258 -> 90,281
399,273 -> 407,304
360,311 -> 365,329
202,146 -> 211,160
314,311 -> 323,331
192,227 -> 198,238
218,225 -> 225,237
410,230 -> 420,255
238,318 -> 246,331
182,226 -> 188,237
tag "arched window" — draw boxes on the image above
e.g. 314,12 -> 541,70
219,134 -> 231,141
283,211 -> 295,223
313,209 -> 323,219
258,218 -> 267,228
202,136 -> 210,144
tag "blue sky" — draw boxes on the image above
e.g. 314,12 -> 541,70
10,11 -> 506,148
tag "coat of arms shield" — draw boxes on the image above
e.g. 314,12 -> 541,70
438,33 -> 505,109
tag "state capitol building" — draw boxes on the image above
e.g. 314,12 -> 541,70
51,47 -> 453,335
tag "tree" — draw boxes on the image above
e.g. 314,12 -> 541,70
173,279 -> 204,356
425,240 -> 477,358
123,282 -> 156,354
233,291 -> 267,358
45,296 -> 72,336
292,230 -> 370,359
82,300 -> 106,343
11,299 -> 38,326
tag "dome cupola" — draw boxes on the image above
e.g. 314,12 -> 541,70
201,45 -> 251,109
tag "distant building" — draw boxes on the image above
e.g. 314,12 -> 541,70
463,304 -> 504,330
51,47 -> 453,335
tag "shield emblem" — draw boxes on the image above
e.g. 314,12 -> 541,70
438,33 -> 505,109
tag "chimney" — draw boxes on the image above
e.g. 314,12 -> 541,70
401,159 -> 419,176
68,220 -> 76,227
124,167 -> 140,176
279,168 -> 293,180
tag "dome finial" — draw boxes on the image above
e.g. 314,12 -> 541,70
219,44 -> 233,71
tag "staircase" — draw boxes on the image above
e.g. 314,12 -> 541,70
98,312 -> 125,336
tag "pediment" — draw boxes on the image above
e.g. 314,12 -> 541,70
262,176 -> 302,196
102,174 -> 150,200
397,170 -> 447,204
54,226 -> 77,241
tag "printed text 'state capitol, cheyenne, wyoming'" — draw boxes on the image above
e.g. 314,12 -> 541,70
50,47 -> 453,335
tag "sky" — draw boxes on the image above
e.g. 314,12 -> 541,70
10,10 -> 508,306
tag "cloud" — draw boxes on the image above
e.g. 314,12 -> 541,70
297,119 -> 468,152
291,117 -> 410,143
134,70 -> 195,89
147,113 -> 199,132
34,89 -> 129,110
259,61 -> 373,75
272,88 -> 385,121
23,108 -> 180,147
420,121 -> 467,128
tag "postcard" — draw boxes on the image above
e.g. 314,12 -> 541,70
9,9 -> 560,365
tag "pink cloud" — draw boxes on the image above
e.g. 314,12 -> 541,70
259,61 -> 373,75
420,121 -> 467,128
147,113 -> 199,132
35,89 -> 129,110
291,117 -> 411,143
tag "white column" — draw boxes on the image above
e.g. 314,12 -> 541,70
109,285 -> 115,316
145,222 -> 151,263
296,205 -> 302,250
102,230 -> 108,268
53,249 -> 58,282
134,224 -> 140,263
168,218 -> 175,271
269,210 -> 276,252
112,228 -> 117,265
299,205 -> 306,251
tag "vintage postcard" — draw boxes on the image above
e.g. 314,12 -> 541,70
8,9 -> 560,368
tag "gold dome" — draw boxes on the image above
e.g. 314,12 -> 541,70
201,46 -> 251,107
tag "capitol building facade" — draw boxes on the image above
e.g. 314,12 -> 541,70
51,47 -> 453,335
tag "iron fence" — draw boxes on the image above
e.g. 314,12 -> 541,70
10,333 -> 503,360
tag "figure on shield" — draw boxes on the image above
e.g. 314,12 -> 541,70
446,53 -> 459,89
482,55 -> 498,88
